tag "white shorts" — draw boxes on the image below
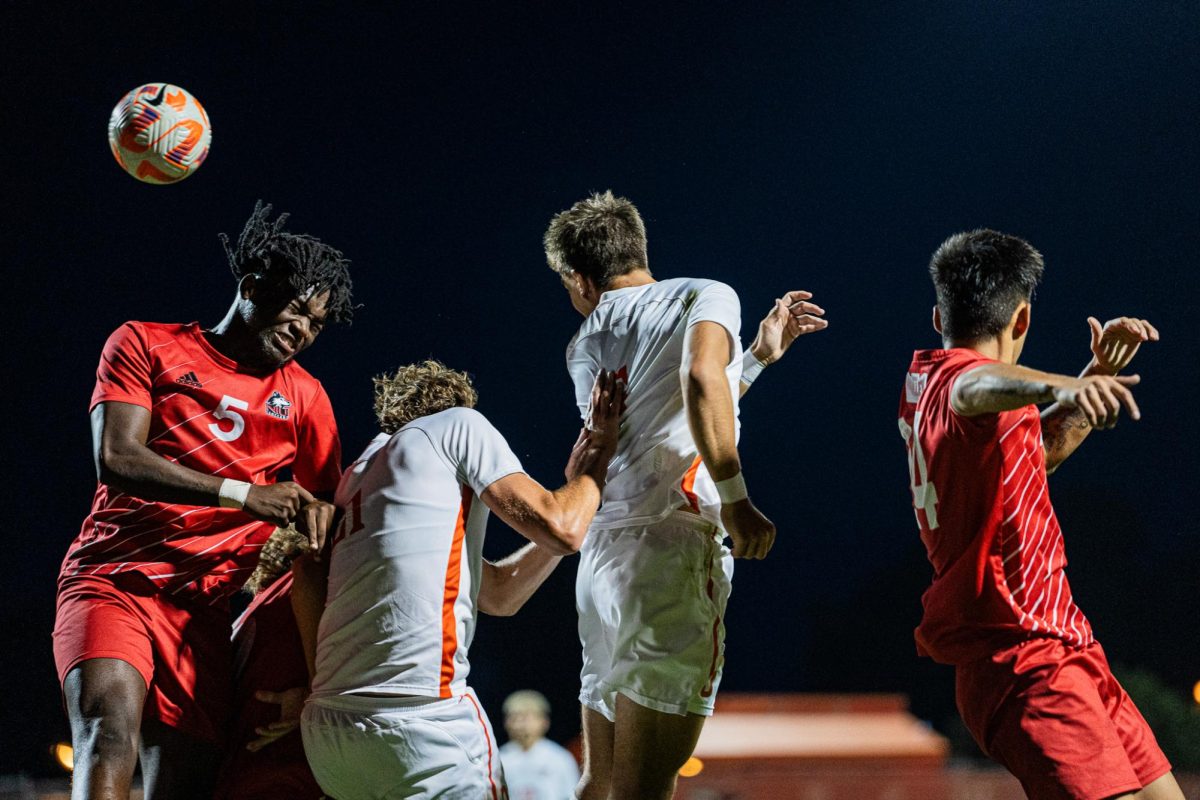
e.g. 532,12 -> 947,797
577,510 -> 734,721
301,689 -> 506,800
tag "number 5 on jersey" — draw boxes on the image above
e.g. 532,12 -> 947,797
209,395 -> 249,442
899,411 -> 939,530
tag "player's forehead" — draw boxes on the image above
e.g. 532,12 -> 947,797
293,287 -> 332,321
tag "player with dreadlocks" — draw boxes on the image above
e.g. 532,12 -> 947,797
53,202 -> 354,800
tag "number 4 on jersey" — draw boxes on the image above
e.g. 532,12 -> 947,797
898,411 -> 940,530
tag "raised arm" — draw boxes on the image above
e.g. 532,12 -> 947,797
1040,316 -> 1159,472
740,290 -> 829,397
684,322 -> 775,559
480,370 -> 623,550
951,362 -> 1140,422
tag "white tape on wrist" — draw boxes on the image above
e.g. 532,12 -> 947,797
741,349 -> 767,386
714,472 -> 748,505
218,479 -> 252,510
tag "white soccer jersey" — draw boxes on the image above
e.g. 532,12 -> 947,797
500,738 -> 580,800
310,407 -> 525,701
567,277 -> 742,529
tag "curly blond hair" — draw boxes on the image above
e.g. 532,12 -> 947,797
243,524 -> 311,595
374,360 -> 477,434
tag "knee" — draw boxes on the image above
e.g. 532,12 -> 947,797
75,711 -> 138,761
72,693 -> 140,762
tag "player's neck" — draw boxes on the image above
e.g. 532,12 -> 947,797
206,306 -> 273,371
943,336 -> 1014,364
602,269 -> 655,293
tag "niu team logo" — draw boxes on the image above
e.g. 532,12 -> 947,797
175,371 -> 203,388
265,391 -> 291,420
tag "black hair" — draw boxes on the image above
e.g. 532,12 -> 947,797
219,200 -> 355,323
929,229 -> 1044,341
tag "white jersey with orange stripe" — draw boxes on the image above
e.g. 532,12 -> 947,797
310,407 -> 525,702
567,277 -> 742,530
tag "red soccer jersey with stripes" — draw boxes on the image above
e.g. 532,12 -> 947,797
60,321 -> 341,606
898,348 -> 1094,665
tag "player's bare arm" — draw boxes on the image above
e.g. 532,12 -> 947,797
477,543 -> 564,617
950,362 -> 1141,428
93,400 -> 334,539
741,290 -> 829,397
480,370 -> 623,555
684,321 -> 776,559
290,551 -> 329,686
1040,316 -> 1159,471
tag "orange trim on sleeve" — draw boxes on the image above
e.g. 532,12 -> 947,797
439,487 -> 472,698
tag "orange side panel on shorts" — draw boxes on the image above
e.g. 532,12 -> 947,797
439,487 -> 472,698
466,692 -> 500,800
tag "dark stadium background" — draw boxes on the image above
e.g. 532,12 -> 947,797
2,1 -> 1197,779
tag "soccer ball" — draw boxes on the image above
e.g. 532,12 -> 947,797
107,83 -> 212,184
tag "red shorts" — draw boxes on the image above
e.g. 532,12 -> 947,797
956,637 -> 1171,800
53,572 -> 233,744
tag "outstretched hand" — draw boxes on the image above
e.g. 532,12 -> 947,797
750,290 -> 828,365
1052,373 -> 1142,429
1088,316 -> 1158,375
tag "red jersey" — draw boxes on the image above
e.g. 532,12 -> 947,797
898,348 -> 1094,665
60,321 -> 341,606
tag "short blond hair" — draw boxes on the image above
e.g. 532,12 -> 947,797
503,689 -> 551,717
373,360 -> 477,434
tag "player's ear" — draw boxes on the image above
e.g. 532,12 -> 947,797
931,305 -> 943,335
239,273 -> 259,301
1011,302 -> 1031,341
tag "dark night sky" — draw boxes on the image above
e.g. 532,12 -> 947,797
3,1 -> 1197,776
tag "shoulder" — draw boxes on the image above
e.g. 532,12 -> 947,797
670,276 -> 736,298
127,320 -> 194,341
280,360 -> 330,403
406,406 -> 494,438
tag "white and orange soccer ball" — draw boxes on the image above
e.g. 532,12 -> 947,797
107,83 -> 212,184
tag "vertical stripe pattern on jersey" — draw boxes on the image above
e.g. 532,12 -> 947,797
439,487 -> 472,698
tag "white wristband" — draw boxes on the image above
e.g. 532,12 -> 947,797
714,472 -> 748,505
218,479 -> 252,510
741,349 -> 767,386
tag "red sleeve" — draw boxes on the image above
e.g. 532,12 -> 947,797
90,322 -> 153,411
293,381 -> 342,496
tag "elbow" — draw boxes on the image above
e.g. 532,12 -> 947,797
544,521 -> 584,556
95,446 -> 134,490
948,383 -> 971,416
478,586 -> 520,617
480,598 -> 519,617
685,362 -> 723,394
